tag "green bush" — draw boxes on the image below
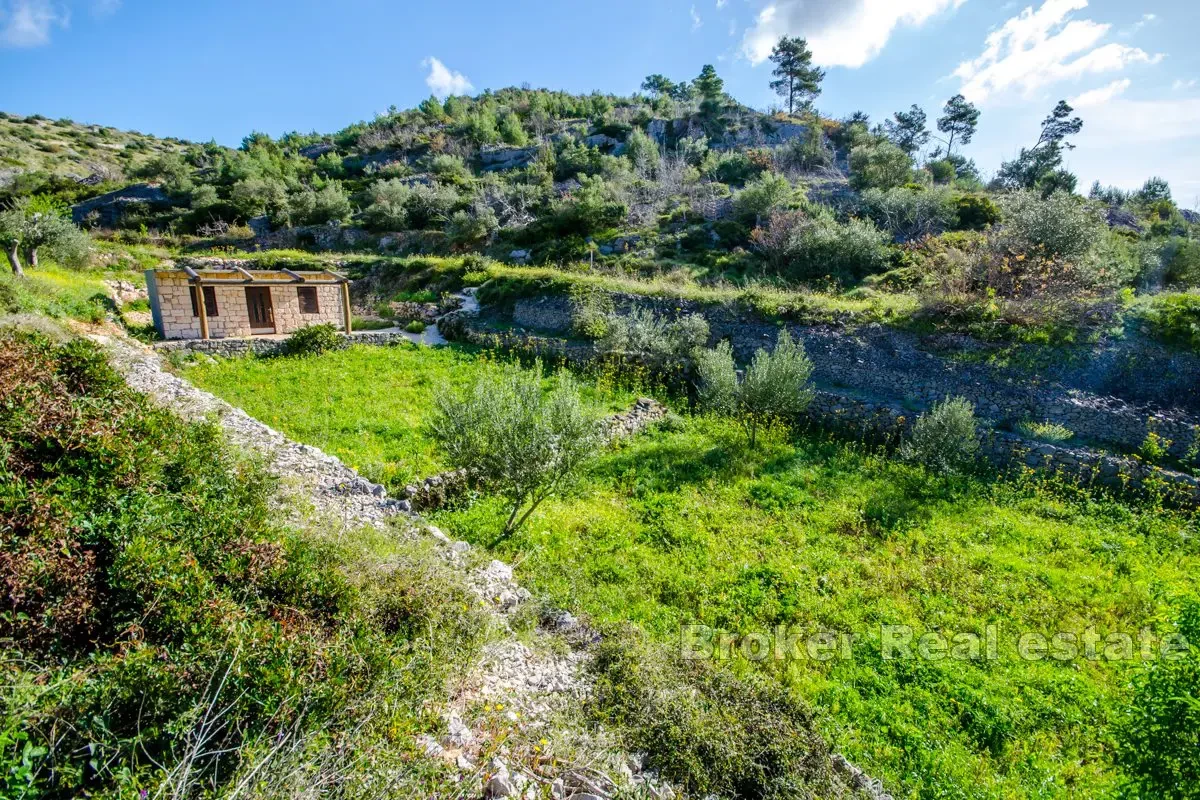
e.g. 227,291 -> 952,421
283,322 -> 344,356
752,209 -> 890,285
861,186 -> 957,241
1140,293 -> 1200,350
0,331 -> 484,797
901,396 -> 980,474
849,139 -> 913,191
997,190 -> 1104,262
404,319 -> 427,333
429,361 -> 604,537
599,307 -> 710,360
928,159 -> 956,184
734,172 -> 793,222
1165,238 -> 1200,287
1014,420 -> 1074,444
954,194 -> 1001,231
1115,602 -> 1200,797
588,630 -> 833,799
696,330 -> 814,447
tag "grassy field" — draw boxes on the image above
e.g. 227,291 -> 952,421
184,345 -> 1200,797
182,343 -> 639,489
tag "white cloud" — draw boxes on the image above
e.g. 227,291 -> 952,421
422,57 -> 473,98
1173,78 -> 1197,92
716,0 -> 727,8
1068,77 -> 1130,107
1120,12 -> 1156,37
741,0 -> 966,68
690,5 -> 702,31
1078,96 -> 1200,144
0,0 -> 69,47
953,0 -> 1163,104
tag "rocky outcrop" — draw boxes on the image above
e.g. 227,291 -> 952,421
479,146 -> 537,171
71,183 -> 171,227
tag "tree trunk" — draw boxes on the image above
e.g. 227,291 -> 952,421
27,247 -> 39,268
6,244 -> 22,277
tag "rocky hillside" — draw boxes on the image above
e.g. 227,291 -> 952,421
0,111 -> 196,199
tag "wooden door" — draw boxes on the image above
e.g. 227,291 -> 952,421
245,287 -> 275,333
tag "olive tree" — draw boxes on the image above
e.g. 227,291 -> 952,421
0,206 -> 25,276
900,396 -> 980,475
695,330 -> 814,447
430,362 -> 604,538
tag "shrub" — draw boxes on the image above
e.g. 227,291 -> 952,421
625,128 -> 660,173
1115,602 -> 1200,797
498,111 -> 528,146
445,204 -> 498,248
569,284 -> 615,339
1140,293 -> 1200,350
550,174 -> 628,236
599,307 -> 710,360
283,323 -> 344,356
928,159 -> 956,184
428,153 -> 471,184
282,180 -> 353,226
954,194 -> 1001,231
901,396 -> 980,475
1165,238 -> 1200,287
1014,420 -> 1073,444
997,190 -> 1104,262
861,186 -> 958,241
695,330 -> 814,447
0,331 -> 485,797
708,150 -> 769,186
404,319 -> 427,333
751,209 -> 890,285
588,630 -> 832,799
849,139 -> 913,190
429,361 -> 604,537
363,177 -> 412,230
404,182 -> 461,229
734,172 -> 793,222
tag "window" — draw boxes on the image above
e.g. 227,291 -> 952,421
189,286 -> 219,317
297,286 -> 320,314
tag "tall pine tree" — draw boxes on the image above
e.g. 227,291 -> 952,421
768,37 -> 824,115
936,94 -> 980,158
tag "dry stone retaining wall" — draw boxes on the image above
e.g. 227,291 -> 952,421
507,294 -> 1200,463
444,312 -> 1200,505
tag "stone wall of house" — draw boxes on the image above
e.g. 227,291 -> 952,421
149,271 -> 344,340
507,294 -> 1200,462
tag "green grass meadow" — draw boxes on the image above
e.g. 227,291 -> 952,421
183,343 -> 638,488
185,345 -> 1200,798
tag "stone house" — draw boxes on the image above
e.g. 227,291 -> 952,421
146,265 -> 352,340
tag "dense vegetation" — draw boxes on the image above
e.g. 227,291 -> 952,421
1,50 -> 1196,354
2,33 -> 1200,800
0,330 -> 485,798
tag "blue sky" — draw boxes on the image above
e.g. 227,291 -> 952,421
1,0 -> 1197,203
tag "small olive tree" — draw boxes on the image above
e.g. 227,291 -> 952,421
430,362 -> 604,538
695,330 -> 814,447
900,396 -> 980,475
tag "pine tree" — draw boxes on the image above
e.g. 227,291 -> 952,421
935,94 -> 980,157
883,105 -> 930,157
694,65 -> 725,119
767,37 -> 825,115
